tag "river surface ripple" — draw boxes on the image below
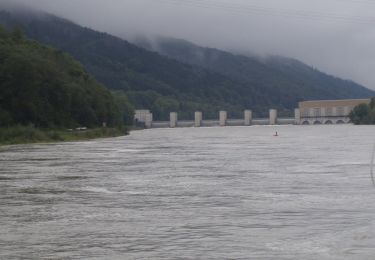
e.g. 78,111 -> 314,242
1,125 -> 375,259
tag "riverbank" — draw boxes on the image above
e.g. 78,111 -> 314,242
0,126 -> 129,146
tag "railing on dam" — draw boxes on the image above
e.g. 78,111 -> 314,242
135,109 -> 352,129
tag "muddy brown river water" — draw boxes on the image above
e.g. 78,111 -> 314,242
1,125 -> 375,259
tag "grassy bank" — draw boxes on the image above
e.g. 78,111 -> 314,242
0,126 -> 129,146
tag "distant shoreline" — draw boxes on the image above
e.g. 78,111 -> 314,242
0,126 -> 129,146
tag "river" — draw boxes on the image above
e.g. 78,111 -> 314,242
1,125 -> 375,259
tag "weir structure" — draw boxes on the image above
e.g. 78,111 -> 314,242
136,109 -> 296,129
133,99 -> 371,128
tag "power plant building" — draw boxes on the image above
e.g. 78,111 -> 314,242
298,98 -> 370,124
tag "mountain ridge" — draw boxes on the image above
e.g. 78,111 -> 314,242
0,7 -> 373,120
136,35 -> 373,102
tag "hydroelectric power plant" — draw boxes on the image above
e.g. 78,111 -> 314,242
134,99 -> 371,128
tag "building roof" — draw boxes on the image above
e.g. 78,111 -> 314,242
299,98 -> 370,108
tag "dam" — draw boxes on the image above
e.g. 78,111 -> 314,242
141,109 -> 296,129
135,108 -> 326,129
134,99 -> 371,128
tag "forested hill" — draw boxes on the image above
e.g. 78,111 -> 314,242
0,25 -> 132,128
137,36 -> 374,103
0,8 -> 373,120
0,9 -> 273,119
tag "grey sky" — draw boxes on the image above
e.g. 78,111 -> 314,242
4,0 -> 375,88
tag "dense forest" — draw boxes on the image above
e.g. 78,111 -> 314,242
0,25 -> 133,129
138,36 -> 374,105
0,8 -> 374,120
0,10 -> 254,120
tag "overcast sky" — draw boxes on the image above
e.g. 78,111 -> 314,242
3,0 -> 375,88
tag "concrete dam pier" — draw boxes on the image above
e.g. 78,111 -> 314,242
135,109 -> 297,129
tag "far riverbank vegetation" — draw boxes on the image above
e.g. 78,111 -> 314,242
0,126 -> 128,146
349,98 -> 375,124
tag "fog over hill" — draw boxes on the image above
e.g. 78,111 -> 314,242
1,0 -> 374,89
0,6 -> 373,121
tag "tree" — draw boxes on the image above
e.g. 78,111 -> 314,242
11,27 -> 24,42
349,103 -> 371,124
112,91 -> 134,126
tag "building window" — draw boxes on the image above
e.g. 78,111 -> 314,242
302,109 -> 309,117
313,108 -> 321,117
344,106 -> 351,115
337,107 -> 344,116
325,107 -> 333,116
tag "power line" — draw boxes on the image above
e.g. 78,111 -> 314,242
152,0 -> 375,24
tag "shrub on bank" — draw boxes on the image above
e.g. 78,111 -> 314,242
349,98 -> 375,125
0,126 -> 127,145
